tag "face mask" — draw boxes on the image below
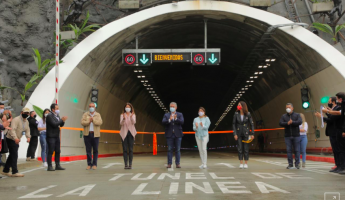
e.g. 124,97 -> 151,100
286,108 -> 292,113
198,112 -> 204,117
55,110 -> 60,115
22,114 -> 29,118
170,107 -> 176,112
0,109 -> 4,114
125,108 -> 131,113
44,113 -> 48,118
34,115 -> 37,118
328,103 -> 333,108
89,107 -> 95,113
237,106 -> 242,110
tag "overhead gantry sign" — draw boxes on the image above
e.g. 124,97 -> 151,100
122,49 -> 221,66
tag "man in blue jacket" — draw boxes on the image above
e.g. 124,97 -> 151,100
279,103 -> 302,169
162,102 -> 184,168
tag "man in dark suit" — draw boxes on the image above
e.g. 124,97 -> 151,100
46,104 -> 68,171
162,102 -> 184,168
315,97 -> 341,172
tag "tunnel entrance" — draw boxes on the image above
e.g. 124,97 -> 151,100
23,1 -> 345,159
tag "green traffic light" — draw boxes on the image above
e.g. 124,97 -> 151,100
320,96 -> 329,104
302,102 -> 310,109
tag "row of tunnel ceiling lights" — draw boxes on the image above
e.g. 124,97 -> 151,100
134,70 -> 168,113
213,58 -> 276,130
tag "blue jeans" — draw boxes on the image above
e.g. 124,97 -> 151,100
300,135 -> 308,162
166,134 -> 182,165
39,133 -> 48,162
284,136 -> 301,166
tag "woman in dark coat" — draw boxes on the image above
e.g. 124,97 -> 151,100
232,101 -> 255,169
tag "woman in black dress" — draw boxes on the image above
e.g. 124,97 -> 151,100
232,101 -> 255,169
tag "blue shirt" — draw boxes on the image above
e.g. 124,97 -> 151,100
193,116 -> 211,141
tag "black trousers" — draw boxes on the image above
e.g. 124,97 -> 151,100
336,133 -> 345,168
47,137 -> 61,166
122,131 -> 134,166
329,136 -> 340,166
3,138 -> 19,174
26,136 -> 38,159
84,133 -> 99,166
237,135 -> 250,160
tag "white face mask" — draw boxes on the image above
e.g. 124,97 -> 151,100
55,110 -> 60,115
198,112 -> 204,117
125,108 -> 131,113
0,109 -> 4,114
286,108 -> 292,113
44,113 -> 48,118
89,107 -> 95,113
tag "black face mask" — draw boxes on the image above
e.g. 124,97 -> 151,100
328,103 -> 333,108
33,115 -> 37,119
22,114 -> 29,118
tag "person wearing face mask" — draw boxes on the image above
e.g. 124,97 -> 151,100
162,102 -> 184,168
26,111 -> 40,161
38,109 -> 50,167
46,104 -> 68,171
321,92 -> 345,174
1,107 -> 31,177
193,107 -> 211,169
120,103 -> 136,169
279,103 -> 302,169
315,97 -> 341,171
81,103 -> 103,170
233,101 -> 255,169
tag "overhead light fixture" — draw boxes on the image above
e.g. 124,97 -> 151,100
246,80 -> 250,83
145,80 -> 148,82
254,76 -> 258,78
258,65 -> 263,68
249,85 -> 252,87
265,59 -> 270,62
245,85 -> 248,87
271,59 -> 276,62
142,75 -> 146,78
263,65 -> 267,68
245,88 -> 248,90
138,70 -> 142,72
141,80 -> 144,83
250,76 -> 254,79
259,72 -> 263,74
134,70 -> 138,73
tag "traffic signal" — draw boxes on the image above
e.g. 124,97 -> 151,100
301,88 -> 310,109
91,88 -> 98,107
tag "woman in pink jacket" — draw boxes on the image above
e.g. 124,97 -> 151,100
120,103 -> 137,169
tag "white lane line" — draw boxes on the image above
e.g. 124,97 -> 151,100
21,167 -> 46,174
215,163 -> 236,168
103,163 -> 122,168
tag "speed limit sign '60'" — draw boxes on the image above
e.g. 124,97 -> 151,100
123,53 -> 136,66
192,53 -> 205,65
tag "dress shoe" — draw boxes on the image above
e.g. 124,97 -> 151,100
1,171 -> 12,177
167,164 -> 172,168
92,166 -> 97,170
128,165 -> 132,169
55,165 -> 65,170
337,169 -> 345,174
334,167 -> 343,173
176,164 -> 181,168
47,166 -> 55,171
86,166 -> 91,170
329,167 -> 339,172
124,165 -> 129,169
12,173 -> 24,177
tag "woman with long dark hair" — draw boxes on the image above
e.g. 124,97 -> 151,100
232,101 -> 255,169
120,103 -> 137,169
38,109 -> 50,167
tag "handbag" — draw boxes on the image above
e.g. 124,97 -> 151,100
0,136 -> 9,154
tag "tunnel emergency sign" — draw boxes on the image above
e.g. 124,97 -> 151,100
122,49 -> 221,66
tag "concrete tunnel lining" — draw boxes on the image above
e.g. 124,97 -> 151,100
21,1 -> 345,159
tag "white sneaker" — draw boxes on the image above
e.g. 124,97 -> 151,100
203,164 -> 207,169
244,164 -> 248,169
199,164 -> 204,169
239,164 -> 244,169
43,162 -> 48,167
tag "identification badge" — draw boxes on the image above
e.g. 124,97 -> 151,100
22,131 -> 26,136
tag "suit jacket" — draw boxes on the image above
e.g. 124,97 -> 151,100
324,105 -> 341,137
46,112 -> 65,138
28,117 -> 40,137
162,112 -> 184,138
232,112 -> 255,136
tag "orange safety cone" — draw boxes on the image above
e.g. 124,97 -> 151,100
153,133 -> 157,155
